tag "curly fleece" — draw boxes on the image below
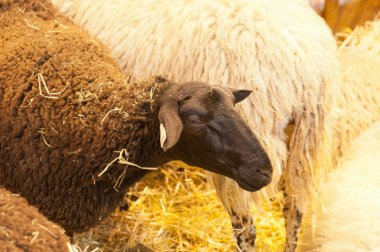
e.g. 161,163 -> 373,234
0,0 -> 163,233
0,188 -> 69,252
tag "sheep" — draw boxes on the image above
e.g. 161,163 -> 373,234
299,119 -> 380,252
293,16 -> 380,251
295,17 -> 380,251
50,0 -> 340,250
0,188 -> 69,252
0,0 -> 273,243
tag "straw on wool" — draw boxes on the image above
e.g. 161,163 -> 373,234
0,188 -> 69,252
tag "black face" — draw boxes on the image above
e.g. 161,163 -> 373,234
158,82 -> 272,192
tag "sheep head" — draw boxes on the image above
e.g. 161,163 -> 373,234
158,81 -> 272,192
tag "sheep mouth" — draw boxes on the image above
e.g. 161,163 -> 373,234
236,179 -> 267,192
235,171 -> 272,192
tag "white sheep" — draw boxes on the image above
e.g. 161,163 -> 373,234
297,17 -> 380,252
299,119 -> 380,252
51,0 -> 380,251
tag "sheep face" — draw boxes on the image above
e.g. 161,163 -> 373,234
158,82 -> 272,192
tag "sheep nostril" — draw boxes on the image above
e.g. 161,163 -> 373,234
256,169 -> 271,179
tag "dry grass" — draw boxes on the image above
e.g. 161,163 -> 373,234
73,162 -> 285,251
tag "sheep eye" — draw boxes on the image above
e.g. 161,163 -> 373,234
178,96 -> 191,106
183,96 -> 191,101
187,114 -> 204,130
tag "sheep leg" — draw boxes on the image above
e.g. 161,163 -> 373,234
282,187 -> 303,252
119,202 -> 129,211
231,212 -> 256,251
206,172 -> 256,251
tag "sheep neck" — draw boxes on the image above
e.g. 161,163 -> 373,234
133,81 -> 174,167
103,80 -> 173,189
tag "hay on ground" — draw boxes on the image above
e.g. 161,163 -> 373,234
73,163 -> 285,251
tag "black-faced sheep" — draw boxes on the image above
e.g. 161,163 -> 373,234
0,188 -> 69,252
0,0 -> 271,241
50,0 -> 339,250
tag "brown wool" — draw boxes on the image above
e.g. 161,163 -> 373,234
0,188 -> 69,252
0,0 -> 165,234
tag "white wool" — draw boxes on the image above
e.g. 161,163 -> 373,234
300,120 -> 380,252
299,19 -> 380,251
329,18 -> 380,159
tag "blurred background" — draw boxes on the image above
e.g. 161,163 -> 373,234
310,0 -> 380,33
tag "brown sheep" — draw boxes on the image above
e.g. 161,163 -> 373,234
0,188 -> 69,252
0,0 -> 271,241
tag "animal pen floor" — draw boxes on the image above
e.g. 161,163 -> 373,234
72,163 -> 285,252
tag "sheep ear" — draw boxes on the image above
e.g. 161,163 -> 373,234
158,102 -> 183,151
231,89 -> 252,103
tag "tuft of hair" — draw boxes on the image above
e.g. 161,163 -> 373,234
300,120 -> 380,251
